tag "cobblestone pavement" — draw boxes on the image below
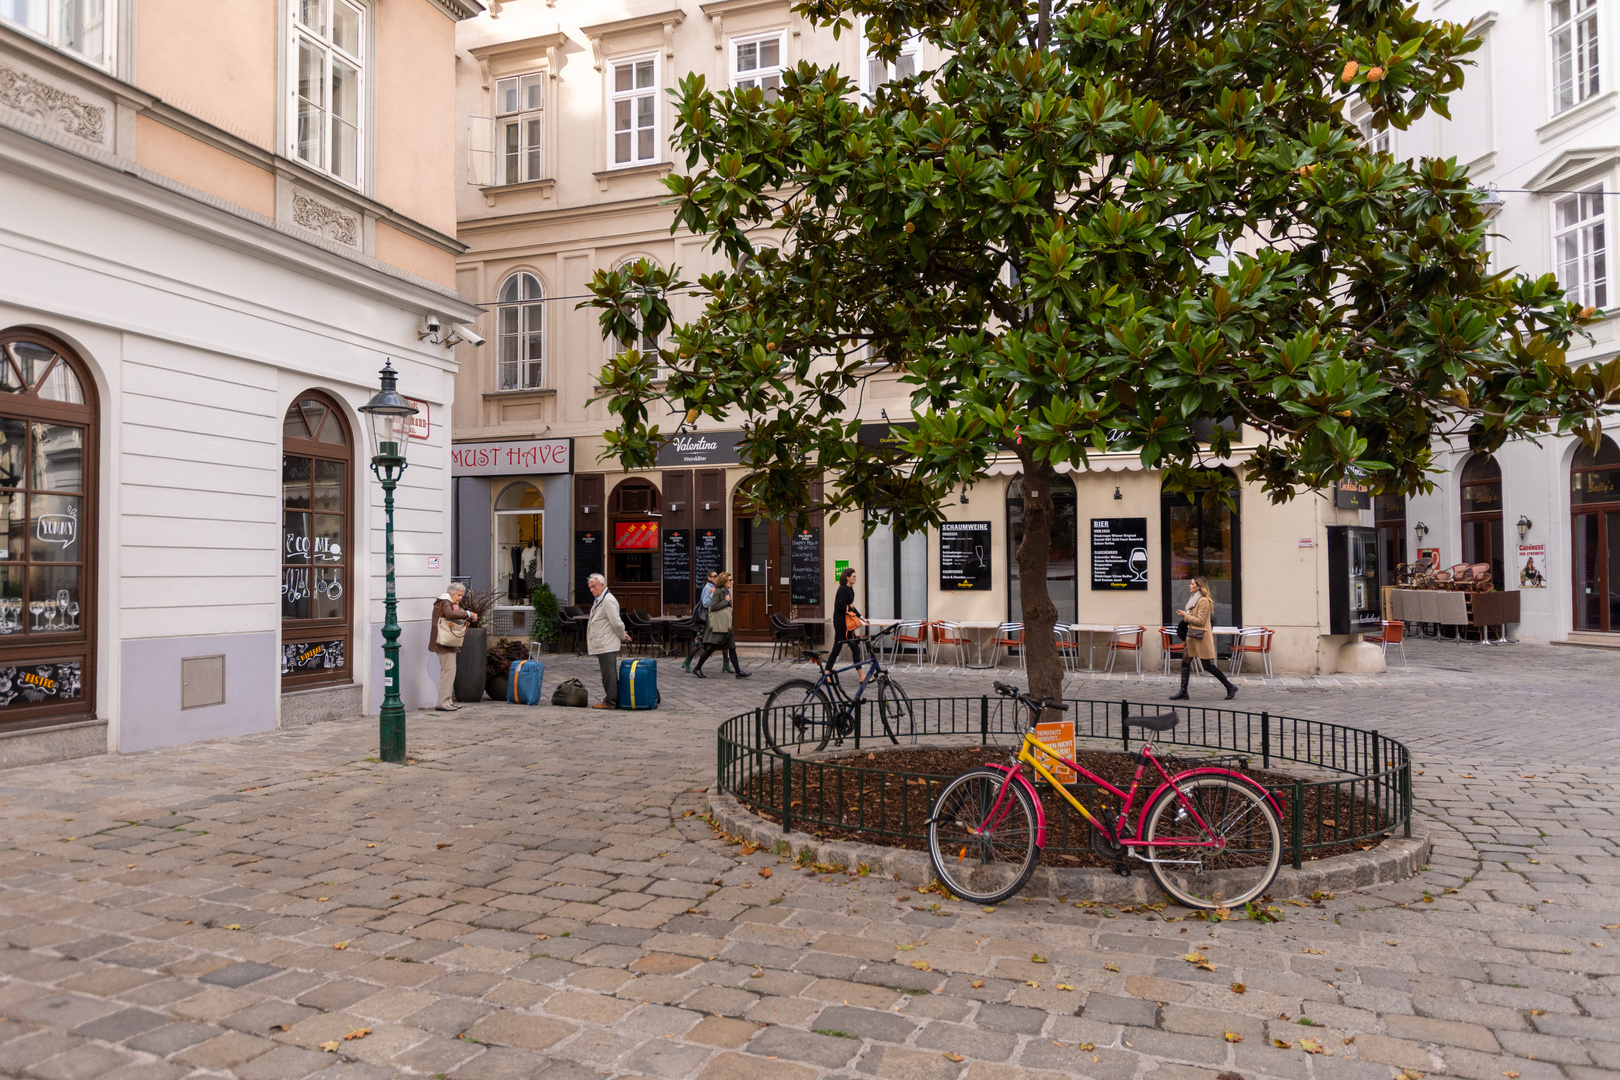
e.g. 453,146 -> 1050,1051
0,638 -> 1614,1080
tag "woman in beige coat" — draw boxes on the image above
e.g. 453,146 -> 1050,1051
1169,576 -> 1236,701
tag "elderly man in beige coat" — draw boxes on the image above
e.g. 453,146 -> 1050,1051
585,573 -> 631,709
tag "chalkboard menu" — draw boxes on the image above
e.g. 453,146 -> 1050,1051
694,528 -> 725,583
282,640 -> 344,675
940,521 -> 992,591
1091,518 -> 1149,590
573,530 -> 602,604
662,529 -> 691,605
0,660 -> 81,707
789,526 -> 822,605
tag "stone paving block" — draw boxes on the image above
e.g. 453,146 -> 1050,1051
449,1046 -> 559,1079
747,1025 -> 861,1068
96,1063 -> 192,1080
200,962 -> 283,989
464,1011 -> 575,1051
124,1020 -> 222,1055
855,1044 -> 966,1080
1381,1012 -> 1501,1052
686,1015 -> 759,1048
803,978 -> 902,1009
744,994 -> 823,1027
220,999 -> 319,1036
233,1043 -> 339,1080
172,1030 -> 277,1069
67,1006 -> 169,1042
624,1038 -> 713,1078
1019,1040 -> 1139,1078
295,980 -> 377,1013
1077,992 -> 1157,1027
912,1020 -> 1019,1062
9,994 -> 117,1030
812,1004 -> 916,1044
698,1050 -> 818,1080
24,1042 -> 133,1080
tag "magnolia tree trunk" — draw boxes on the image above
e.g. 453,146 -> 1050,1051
1013,454 -> 1064,718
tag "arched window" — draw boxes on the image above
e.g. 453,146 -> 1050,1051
1459,453 -> 1504,588
497,272 -> 544,391
282,392 -> 352,688
495,481 -> 544,603
1572,435 -> 1620,631
0,330 -> 96,722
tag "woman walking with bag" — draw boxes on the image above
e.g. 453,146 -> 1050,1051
692,572 -> 749,679
827,567 -> 865,679
429,582 -> 478,711
1169,576 -> 1236,701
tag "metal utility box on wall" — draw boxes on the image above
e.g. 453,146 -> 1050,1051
1327,525 -> 1382,635
180,655 -> 226,710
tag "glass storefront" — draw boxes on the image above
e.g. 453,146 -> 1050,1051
1006,475 -> 1078,624
282,393 -> 352,688
1460,454 -> 1504,587
1572,435 -> 1620,631
1161,475 -> 1241,630
495,481 -> 543,602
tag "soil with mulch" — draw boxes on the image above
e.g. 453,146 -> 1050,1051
739,745 -> 1393,867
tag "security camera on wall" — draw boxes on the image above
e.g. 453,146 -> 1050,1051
418,313 -> 442,341
457,324 -> 486,348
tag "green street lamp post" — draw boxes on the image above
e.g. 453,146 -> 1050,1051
359,361 -> 419,765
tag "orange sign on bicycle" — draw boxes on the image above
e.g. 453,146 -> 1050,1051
1032,720 -> 1076,784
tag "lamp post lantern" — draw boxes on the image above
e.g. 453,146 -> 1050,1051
359,361 -> 418,764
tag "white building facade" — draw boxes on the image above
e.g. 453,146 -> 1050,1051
0,0 -> 483,765
1402,0 -> 1620,645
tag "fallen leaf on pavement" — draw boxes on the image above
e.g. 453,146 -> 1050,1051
1104,962 -> 1120,972
1031,953 -> 1047,963
1056,983 -> 1077,991
1394,1071 -> 1426,1080
344,1028 -> 371,1041
1077,1042 -> 1096,1051
1342,1036 -> 1355,1045
1385,940 -> 1399,946
1300,1038 -> 1325,1054
332,942 -> 348,950
316,897 -> 330,902
1225,1031 -> 1243,1043
897,944 -> 915,951
911,960 -> 932,971
1230,982 -> 1247,994
1603,924 -> 1620,929
225,924 -> 241,931
365,843 -> 376,848
943,1053 -> 964,1062
1274,1039 -> 1294,1049
1024,980 -> 1039,988
759,867 -> 772,878
1217,1073 -> 1245,1080
971,980 -> 985,988
436,843 -> 450,849
125,864 -> 136,869
1503,1073 -> 1520,1078
1302,947 -> 1323,954
319,1040 -> 341,1052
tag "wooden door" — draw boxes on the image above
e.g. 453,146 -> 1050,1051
733,512 -> 790,641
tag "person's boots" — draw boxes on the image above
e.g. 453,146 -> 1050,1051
682,649 -> 694,672
1169,661 -> 1191,701
731,650 -> 751,679
1213,664 -> 1238,700
692,649 -> 710,679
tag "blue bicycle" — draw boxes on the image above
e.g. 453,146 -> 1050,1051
762,625 -> 914,751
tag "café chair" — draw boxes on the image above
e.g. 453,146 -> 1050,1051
891,620 -> 927,665
993,622 -> 1025,669
1229,627 -> 1275,676
1105,625 -> 1146,674
768,613 -> 809,661
1159,626 -> 1185,675
1365,620 -> 1406,666
930,621 -> 969,667
1052,624 -> 1083,672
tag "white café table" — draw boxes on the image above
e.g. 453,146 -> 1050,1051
1064,623 -> 1118,670
952,620 -> 1004,669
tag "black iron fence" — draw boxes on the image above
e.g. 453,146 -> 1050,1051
716,695 -> 1412,870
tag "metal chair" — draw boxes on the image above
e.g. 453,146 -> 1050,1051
993,622 -> 1025,669
1229,627 -> 1275,676
1159,626 -> 1185,675
891,620 -> 927,665
1052,624 -> 1082,672
1105,625 -> 1146,674
768,613 -> 808,661
930,621 -> 968,667
1365,620 -> 1406,666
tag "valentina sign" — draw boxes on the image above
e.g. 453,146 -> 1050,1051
450,438 -> 572,476
655,429 -> 743,468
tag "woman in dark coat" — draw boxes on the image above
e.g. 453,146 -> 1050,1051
827,566 -> 863,671
1169,576 -> 1236,701
692,572 -> 750,679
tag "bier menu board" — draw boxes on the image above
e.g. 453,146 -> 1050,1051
662,529 -> 691,605
789,527 -> 822,605
1090,518 -> 1149,590
573,530 -> 602,605
940,521 -> 992,590
693,528 -> 725,583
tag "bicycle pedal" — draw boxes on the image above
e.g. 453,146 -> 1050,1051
1113,864 -> 1132,878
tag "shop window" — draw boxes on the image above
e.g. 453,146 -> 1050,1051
1373,492 -> 1406,590
1161,473 -> 1241,631
865,514 -> 927,623
1006,475 -> 1077,624
1459,453 -> 1504,588
282,391 -> 351,689
0,331 -> 95,722
495,481 -> 543,603
608,479 -> 661,610
1572,434 -> 1620,631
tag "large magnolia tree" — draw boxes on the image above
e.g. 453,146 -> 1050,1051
588,0 -> 1620,707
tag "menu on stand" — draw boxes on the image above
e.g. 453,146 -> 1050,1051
662,529 -> 691,605
1090,518 -> 1149,590
573,530 -> 602,605
939,522 -> 992,590
789,527 -> 821,605
693,528 -> 725,584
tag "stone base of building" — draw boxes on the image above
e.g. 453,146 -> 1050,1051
0,719 -> 108,771
281,684 -> 365,728
1335,641 -> 1387,674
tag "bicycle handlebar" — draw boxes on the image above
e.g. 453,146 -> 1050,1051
992,680 -> 1068,713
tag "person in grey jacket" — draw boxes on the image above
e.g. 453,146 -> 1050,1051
586,573 -> 631,709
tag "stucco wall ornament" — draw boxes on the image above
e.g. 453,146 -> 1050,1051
291,191 -> 359,247
0,64 -> 105,143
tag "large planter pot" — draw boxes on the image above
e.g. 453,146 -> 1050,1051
486,673 -> 508,702
454,627 -> 488,702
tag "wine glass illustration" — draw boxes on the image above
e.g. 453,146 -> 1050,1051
67,602 -> 79,629
28,601 -> 42,631
43,601 -> 56,631
1128,547 -> 1149,581
1,600 -> 14,633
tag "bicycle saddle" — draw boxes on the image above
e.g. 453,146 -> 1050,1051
1123,710 -> 1179,731
800,650 -> 824,663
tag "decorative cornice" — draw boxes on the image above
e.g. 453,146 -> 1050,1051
581,9 -> 685,69
469,31 -> 570,63
425,0 -> 487,21
1525,146 -> 1620,193
0,62 -> 104,143
292,189 -> 360,247
700,0 -> 793,48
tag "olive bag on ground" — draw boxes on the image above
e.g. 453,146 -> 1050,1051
551,677 -> 590,707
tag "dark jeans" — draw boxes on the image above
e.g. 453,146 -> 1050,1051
596,651 -> 619,706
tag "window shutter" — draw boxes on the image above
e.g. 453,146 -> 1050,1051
467,115 -> 494,186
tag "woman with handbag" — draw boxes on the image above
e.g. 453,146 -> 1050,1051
828,567 -> 865,678
430,582 -> 479,711
1170,576 -> 1236,701
692,572 -> 749,679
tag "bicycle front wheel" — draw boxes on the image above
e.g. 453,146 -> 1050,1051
927,768 -> 1040,904
876,675 -> 914,745
761,679 -> 835,753
1142,773 -> 1282,909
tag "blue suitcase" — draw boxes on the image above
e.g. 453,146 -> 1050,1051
618,657 -> 659,710
508,660 -> 545,705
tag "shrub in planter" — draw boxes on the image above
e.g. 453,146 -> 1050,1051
484,639 -> 530,702
530,583 -> 560,652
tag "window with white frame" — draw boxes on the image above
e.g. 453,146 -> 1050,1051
1357,116 -> 1391,155
497,272 -> 545,391
1,0 -> 114,68
1550,0 -> 1600,114
1554,187 -> 1609,309
495,73 -> 544,185
611,260 -> 668,378
609,55 -> 658,168
860,32 -> 922,99
290,0 -> 366,187
731,32 -> 785,100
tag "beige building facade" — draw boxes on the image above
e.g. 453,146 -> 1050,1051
452,0 -> 1379,674
0,0 -> 483,763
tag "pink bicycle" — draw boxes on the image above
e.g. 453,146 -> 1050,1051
926,681 -> 1283,908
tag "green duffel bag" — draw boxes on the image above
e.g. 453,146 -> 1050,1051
551,677 -> 590,707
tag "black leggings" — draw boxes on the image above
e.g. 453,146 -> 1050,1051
1181,656 -> 1233,685
694,642 -> 740,673
827,637 -> 863,668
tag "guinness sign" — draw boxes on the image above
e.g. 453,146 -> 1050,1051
656,430 -> 743,468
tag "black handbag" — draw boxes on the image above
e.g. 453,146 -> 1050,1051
1176,619 -> 1188,640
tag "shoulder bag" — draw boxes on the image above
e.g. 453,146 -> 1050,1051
845,611 -> 865,634
436,606 -> 468,648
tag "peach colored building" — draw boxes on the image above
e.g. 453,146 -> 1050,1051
0,0 -> 483,763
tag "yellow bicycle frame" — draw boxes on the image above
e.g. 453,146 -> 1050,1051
1017,733 -> 1103,829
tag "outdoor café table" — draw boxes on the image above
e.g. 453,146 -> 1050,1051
954,620 -> 1004,669
648,615 -> 685,655
790,615 -> 828,648
1066,623 -> 1116,670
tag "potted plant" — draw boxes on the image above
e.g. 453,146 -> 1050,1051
484,639 -> 529,702
530,582 -> 561,653
453,588 -> 497,702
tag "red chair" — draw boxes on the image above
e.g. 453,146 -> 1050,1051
889,620 -> 928,665
1159,626 -> 1185,675
1052,624 -> 1084,672
929,621 -> 969,666
1365,620 -> 1406,666
1228,627 -> 1275,676
993,622 -> 1025,669
1105,625 -> 1146,674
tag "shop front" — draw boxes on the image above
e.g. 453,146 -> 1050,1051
450,437 -> 572,632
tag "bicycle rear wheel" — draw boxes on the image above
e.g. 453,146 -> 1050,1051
876,675 -> 913,745
1142,773 -> 1282,909
761,679 -> 835,753
927,768 -> 1040,904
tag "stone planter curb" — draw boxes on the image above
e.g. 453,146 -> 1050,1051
707,791 -> 1430,903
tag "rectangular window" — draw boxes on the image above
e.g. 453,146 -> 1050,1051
731,32 -> 784,100
290,0 -> 366,187
1551,0 -> 1600,114
498,307 -> 544,389
1555,187 -> 1609,309
496,73 -> 544,185
1,0 -> 114,69
609,55 -> 658,167
1357,117 -> 1391,155
861,33 -> 922,99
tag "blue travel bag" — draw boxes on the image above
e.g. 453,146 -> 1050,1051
618,657 -> 659,710
507,660 -> 545,705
